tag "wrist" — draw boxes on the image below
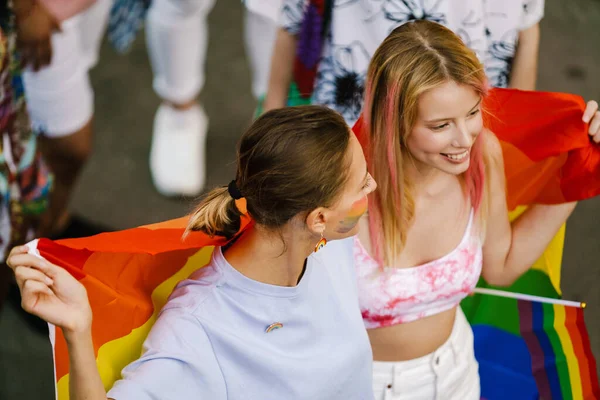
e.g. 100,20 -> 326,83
263,94 -> 286,112
63,326 -> 93,346
63,310 -> 93,344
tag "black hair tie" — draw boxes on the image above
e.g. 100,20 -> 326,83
228,180 -> 243,200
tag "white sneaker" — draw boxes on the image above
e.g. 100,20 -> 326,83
150,103 -> 208,197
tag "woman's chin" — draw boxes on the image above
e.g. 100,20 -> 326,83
436,157 -> 471,176
332,226 -> 360,241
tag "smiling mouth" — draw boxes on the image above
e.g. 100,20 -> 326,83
441,150 -> 469,163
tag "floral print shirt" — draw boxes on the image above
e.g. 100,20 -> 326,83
281,0 -> 545,125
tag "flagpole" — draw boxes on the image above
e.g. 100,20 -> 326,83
473,287 -> 586,309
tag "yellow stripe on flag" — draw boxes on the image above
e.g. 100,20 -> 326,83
553,304 -> 582,399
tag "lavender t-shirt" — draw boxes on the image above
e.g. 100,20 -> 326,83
108,238 -> 373,400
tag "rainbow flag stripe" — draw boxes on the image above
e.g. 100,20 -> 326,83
518,301 -> 599,399
462,265 -> 599,399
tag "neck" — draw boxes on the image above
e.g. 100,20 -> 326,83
404,157 -> 457,198
223,224 -> 315,287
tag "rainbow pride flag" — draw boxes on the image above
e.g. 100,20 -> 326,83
30,88 -> 600,399
34,217 -> 251,397
519,301 -> 598,398
462,272 -> 599,399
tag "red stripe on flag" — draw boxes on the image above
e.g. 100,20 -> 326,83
565,306 -> 593,397
572,307 -> 600,397
37,239 -> 92,280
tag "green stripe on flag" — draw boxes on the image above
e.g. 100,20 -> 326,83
543,303 -> 573,400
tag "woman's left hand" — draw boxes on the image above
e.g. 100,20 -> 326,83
583,100 -> 600,143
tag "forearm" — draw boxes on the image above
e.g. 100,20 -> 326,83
65,330 -> 107,400
492,202 -> 576,286
509,24 -> 540,91
262,28 -> 297,112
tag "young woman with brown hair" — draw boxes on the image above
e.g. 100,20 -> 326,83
7,105 -> 378,399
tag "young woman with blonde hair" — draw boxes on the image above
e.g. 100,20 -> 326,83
7,105 -> 378,399
355,20 -> 599,399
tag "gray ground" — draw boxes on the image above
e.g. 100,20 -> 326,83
1,0 -> 599,397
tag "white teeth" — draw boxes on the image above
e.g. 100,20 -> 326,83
444,151 -> 468,161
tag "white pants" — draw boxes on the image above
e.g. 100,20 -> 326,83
24,0 -> 278,137
244,9 -> 278,99
146,0 -> 278,102
372,309 -> 480,400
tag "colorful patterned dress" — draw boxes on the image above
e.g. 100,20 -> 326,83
0,5 -> 51,263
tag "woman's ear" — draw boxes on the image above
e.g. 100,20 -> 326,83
305,207 -> 328,236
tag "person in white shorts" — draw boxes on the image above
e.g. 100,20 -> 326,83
23,0 -> 283,216
17,0 -> 110,238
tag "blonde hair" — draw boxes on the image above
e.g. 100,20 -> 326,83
363,20 -> 491,266
186,106 -> 353,240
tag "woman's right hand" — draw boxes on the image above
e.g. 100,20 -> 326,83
13,0 -> 61,71
6,246 -> 92,335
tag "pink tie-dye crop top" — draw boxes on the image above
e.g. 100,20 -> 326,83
354,210 -> 482,329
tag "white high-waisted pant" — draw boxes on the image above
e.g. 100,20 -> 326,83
372,309 -> 480,400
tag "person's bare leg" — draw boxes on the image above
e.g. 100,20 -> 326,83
24,0 -> 112,237
243,9 -> 279,102
38,118 -> 93,237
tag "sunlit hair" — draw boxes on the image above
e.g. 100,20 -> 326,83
363,20 -> 491,266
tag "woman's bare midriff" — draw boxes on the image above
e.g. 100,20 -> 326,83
368,307 -> 457,361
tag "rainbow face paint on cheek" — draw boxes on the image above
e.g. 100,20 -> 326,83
336,196 -> 368,233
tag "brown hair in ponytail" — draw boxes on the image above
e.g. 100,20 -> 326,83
187,105 -> 353,239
